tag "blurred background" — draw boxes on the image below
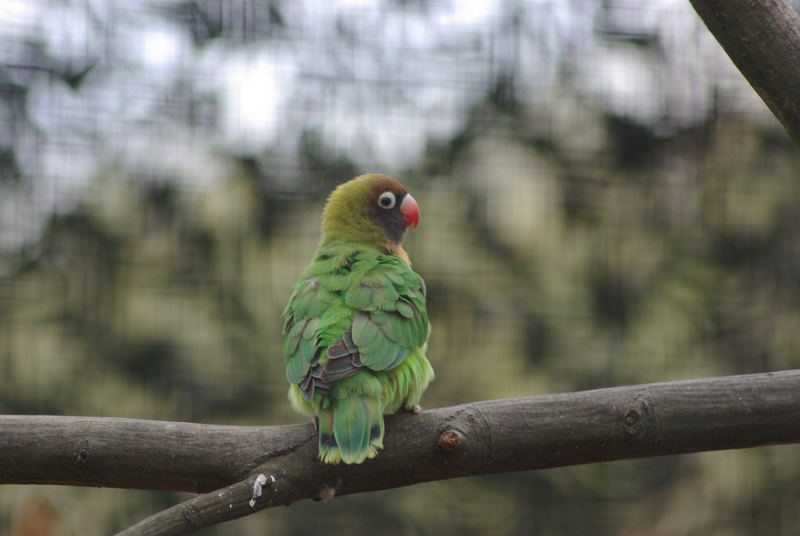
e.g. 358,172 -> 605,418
2,0 -> 800,534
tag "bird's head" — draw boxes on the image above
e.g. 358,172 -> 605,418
321,173 -> 420,252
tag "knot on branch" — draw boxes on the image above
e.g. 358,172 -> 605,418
75,439 -> 90,465
437,406 -> 492,466
624,407 -> 641,426
623,394 -> 659,449
438,429 -> 463,452
74,438 -> 91,481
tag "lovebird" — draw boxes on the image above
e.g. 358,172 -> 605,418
283,173 -> 434,464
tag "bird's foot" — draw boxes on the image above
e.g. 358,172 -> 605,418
312,416 -> 319,431
409,404 -> 422,415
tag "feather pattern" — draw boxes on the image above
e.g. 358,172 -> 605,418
283,242 -> 433,464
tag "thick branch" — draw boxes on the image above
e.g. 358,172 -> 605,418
1,370 -> 799,534
689,0 -> 800,146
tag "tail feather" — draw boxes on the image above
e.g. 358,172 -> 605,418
334,395 -> 383,464
317,393 -> 384,465
318,410 -> 340,464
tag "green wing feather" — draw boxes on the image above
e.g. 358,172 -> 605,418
347,255 -> 428,370
284,244 -> 428,381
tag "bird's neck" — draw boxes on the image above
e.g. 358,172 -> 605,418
385,242 -> 411,266
320,236 -> 411,266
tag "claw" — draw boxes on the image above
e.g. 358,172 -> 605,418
313,416 -> 319,430
410,404 -> 422,415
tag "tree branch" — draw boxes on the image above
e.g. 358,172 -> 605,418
2,370 -> 799,535
689,0 -> 800,146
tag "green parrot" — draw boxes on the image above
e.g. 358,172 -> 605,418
282,173 -> 434,464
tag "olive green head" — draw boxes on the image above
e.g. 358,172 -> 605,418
321,173 -> 420,250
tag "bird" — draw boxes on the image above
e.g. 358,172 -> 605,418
282,173 -> 434,464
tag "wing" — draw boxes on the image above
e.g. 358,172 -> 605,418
346,256 -> 428,371
282,251 -> 355,390
283,246 -> 428,401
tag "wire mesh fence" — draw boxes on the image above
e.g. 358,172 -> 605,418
2,1 -> 800,534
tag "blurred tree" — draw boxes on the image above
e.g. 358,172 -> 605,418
2,0 -> 800,534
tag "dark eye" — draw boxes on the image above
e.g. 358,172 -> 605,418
377,191 -> 396,209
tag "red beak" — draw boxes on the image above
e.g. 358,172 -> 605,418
400,193 -> 420,229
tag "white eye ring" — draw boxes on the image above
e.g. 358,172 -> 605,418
377,191 -> 396,209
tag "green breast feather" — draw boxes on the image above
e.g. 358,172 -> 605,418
282,242 -> 433,464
